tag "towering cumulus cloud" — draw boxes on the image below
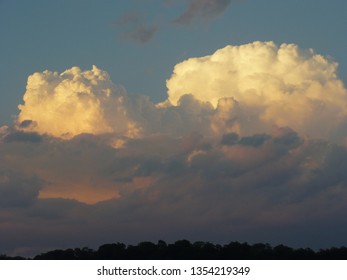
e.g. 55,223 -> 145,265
18,42 -> 347,142
3,41 -> 347,254
17,66 -> 143,139
167,41 -> 347,140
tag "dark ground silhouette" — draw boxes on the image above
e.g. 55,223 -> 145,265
2,240 -> 347,260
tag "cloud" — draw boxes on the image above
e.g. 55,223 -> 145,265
3,41 -> 347,255
221,132 -> 271,147
4,131 -> 43,143
174,0 -> 232,24
122,24 -> 158,44
2,123 -> 347,253
0,170 -> 42,208
16,66 -> 215,140
0,125 -> 9,139
17,66 -> 147,139
167,41 -> 347,141
114,0 -> 234,44
115,12 -> 158,44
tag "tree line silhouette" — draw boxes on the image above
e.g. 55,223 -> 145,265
2,240 -> 347,260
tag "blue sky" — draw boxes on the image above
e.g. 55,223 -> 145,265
1,0 -> 346,124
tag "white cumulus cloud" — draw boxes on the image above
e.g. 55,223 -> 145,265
166,41 -> 347,141
17,66 -> 143,139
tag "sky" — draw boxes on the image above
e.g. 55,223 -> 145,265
1,0 -> 347,256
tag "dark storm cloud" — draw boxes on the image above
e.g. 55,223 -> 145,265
0,170 -> 42,208
174,0 -> 232,24
18,120 -> 36,129
2,126 -> 347,254
221,132 -> 271,147
4,131 -> 43,143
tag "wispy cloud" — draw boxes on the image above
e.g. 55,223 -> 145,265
114,0 -> 235,44
174,0 -> 232,24
114,11 -> 158,44
121,24 -> 158,44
